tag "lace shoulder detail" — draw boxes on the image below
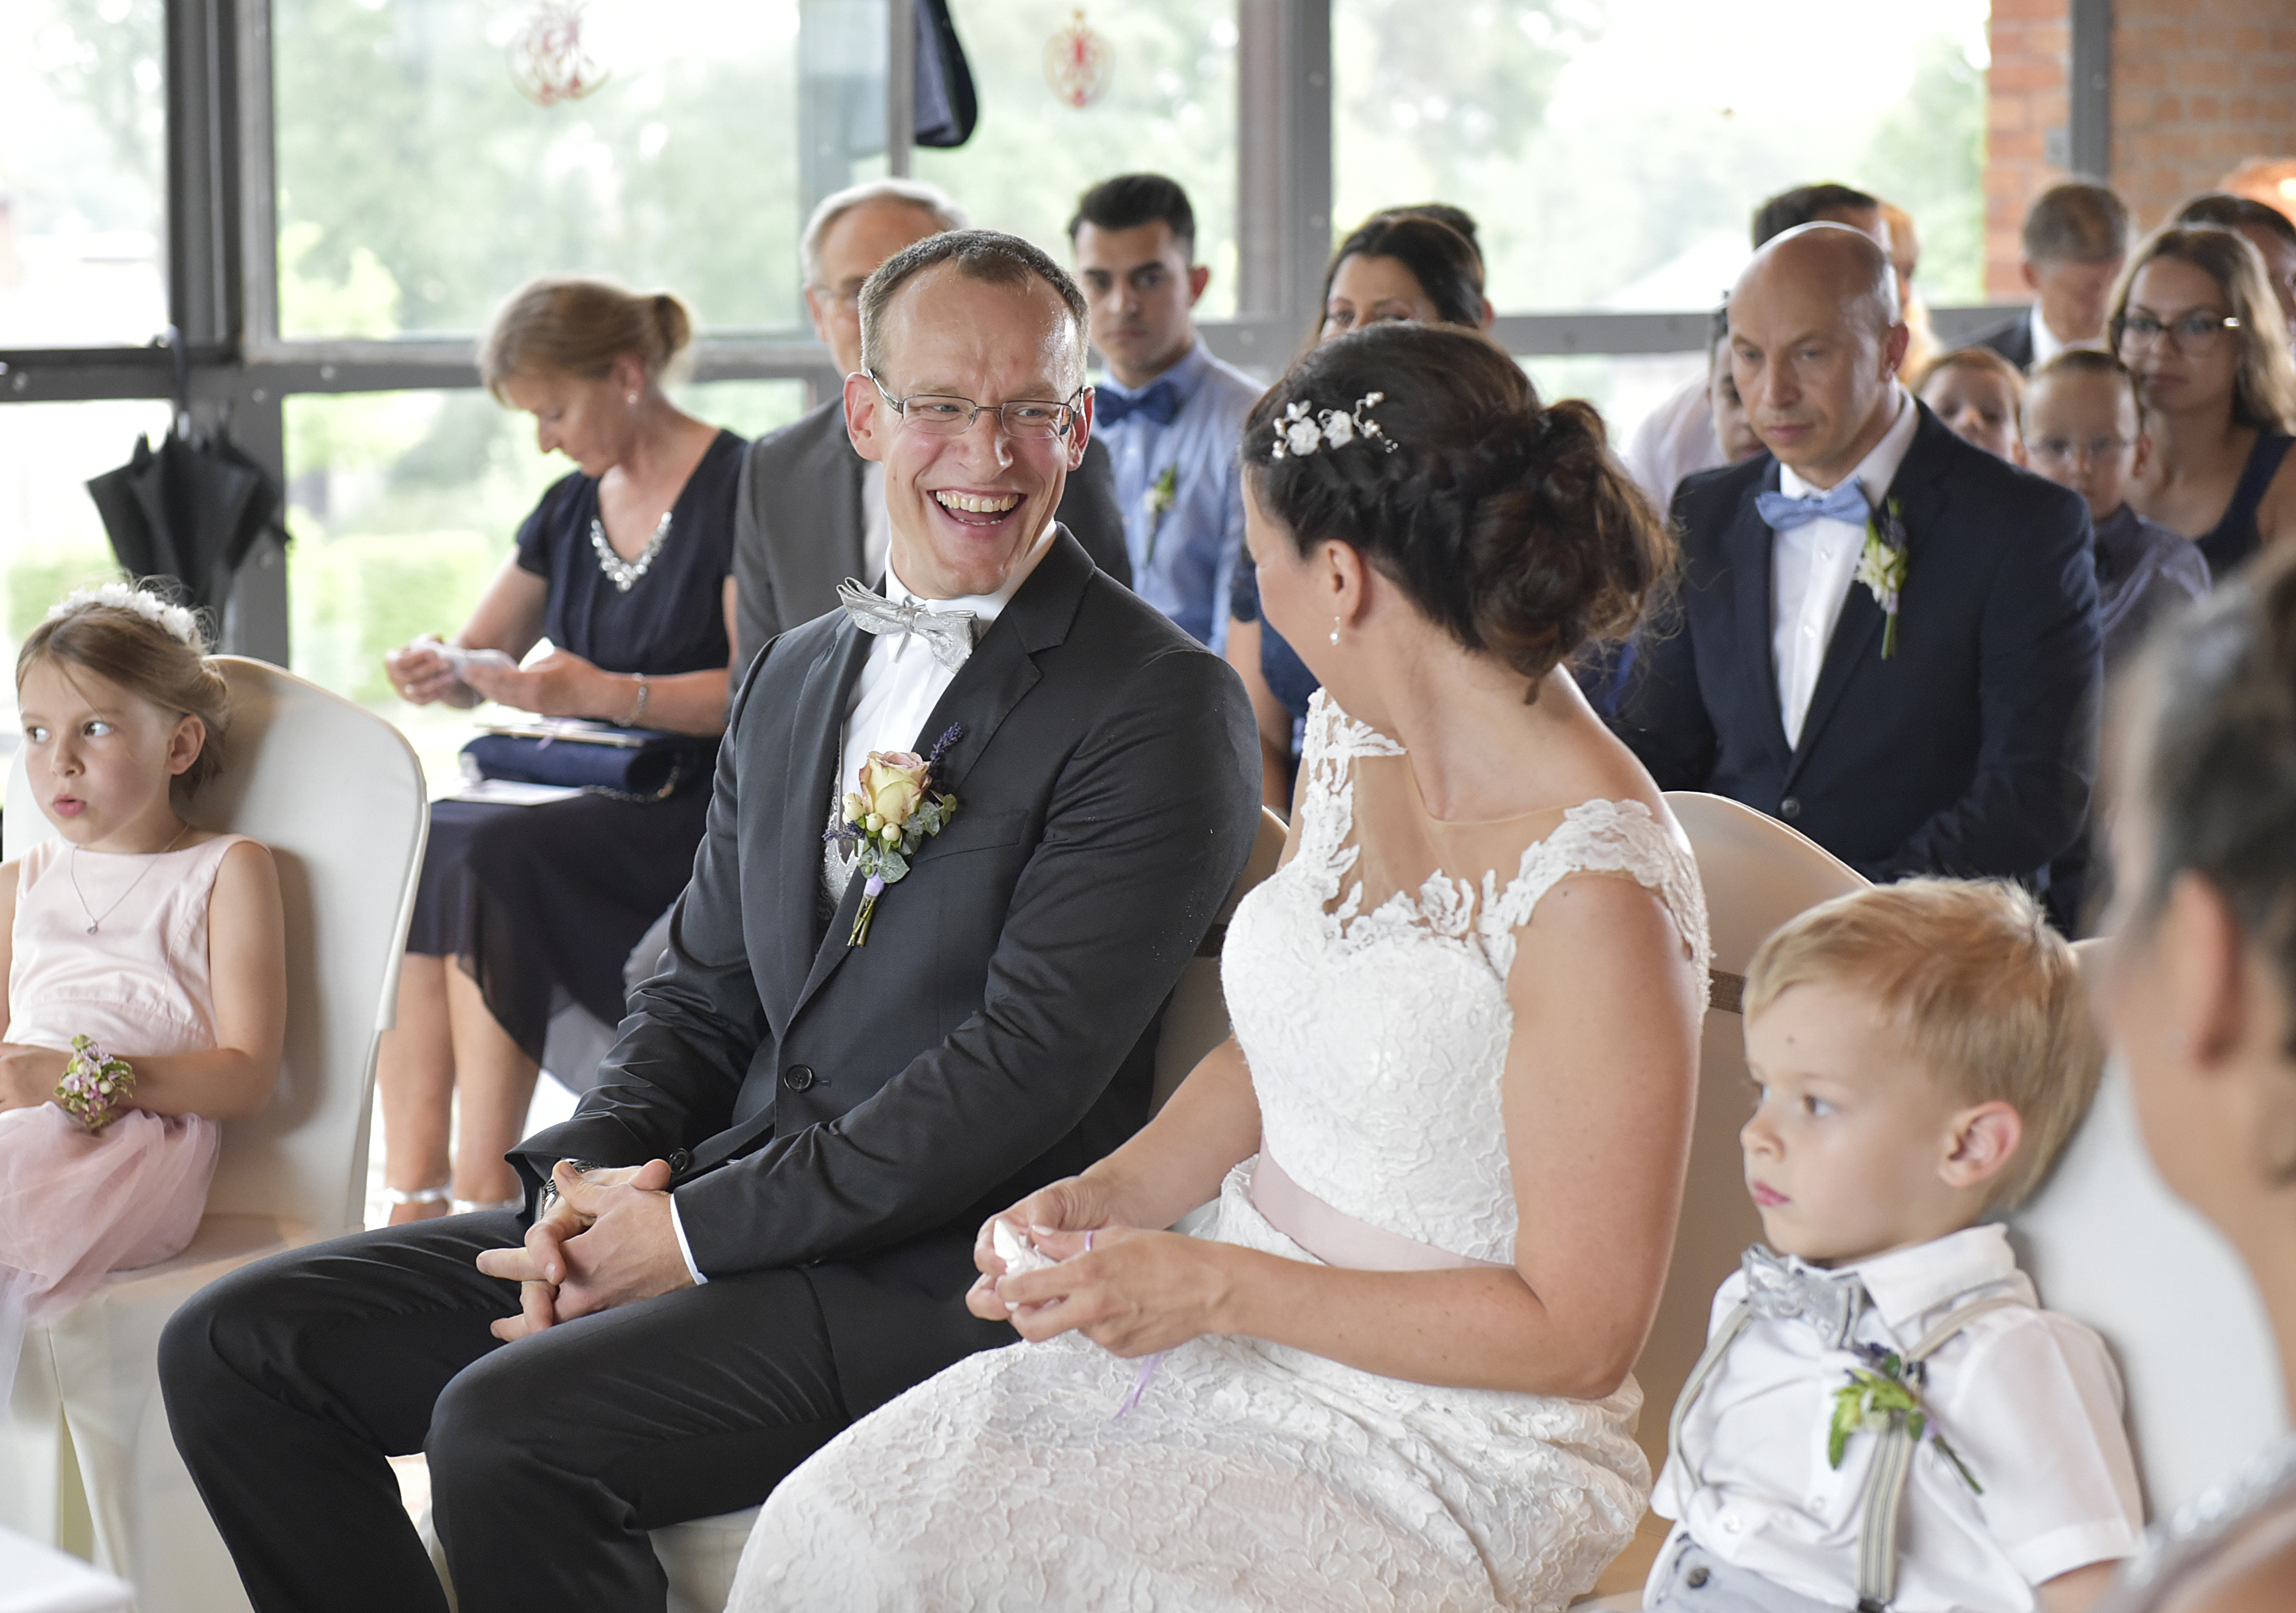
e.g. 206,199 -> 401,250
1475,799 -> 1713,987
1294,689 -> 1405,900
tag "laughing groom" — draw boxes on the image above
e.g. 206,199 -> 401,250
160,231 -> 1263,1613
1616,223 -> 2100,894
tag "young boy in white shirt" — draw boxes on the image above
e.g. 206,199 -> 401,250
1646,879 -> 2143,1613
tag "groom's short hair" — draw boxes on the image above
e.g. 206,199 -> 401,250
858,229 -> 1090,380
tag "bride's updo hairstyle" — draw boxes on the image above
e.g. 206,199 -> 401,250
2122,546 -> 2296,1050
1241,322 -> 1670,699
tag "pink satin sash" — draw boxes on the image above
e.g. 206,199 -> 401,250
1249,1153 -> 1509,1272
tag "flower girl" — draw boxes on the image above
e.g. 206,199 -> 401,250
0,585 -> 285,1385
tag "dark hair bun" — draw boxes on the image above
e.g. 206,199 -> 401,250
1243,323 -> 1672,696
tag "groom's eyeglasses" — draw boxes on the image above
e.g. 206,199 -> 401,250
867,373 -> 1086,440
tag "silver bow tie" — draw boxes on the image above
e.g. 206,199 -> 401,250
1742,1244 -> 1869,1350
836,579 -> 979,672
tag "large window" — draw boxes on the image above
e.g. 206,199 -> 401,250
0,0 -> 168,347
911,1 -> 1239,317
271,0 -> 889,338
1334,0 -> 1990,313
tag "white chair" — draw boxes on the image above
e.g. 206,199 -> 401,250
1574,795 -> 1871,1605
642,805 -> 1293,1613
2004,939 -> 2289,1517
0,658 -> 429,1613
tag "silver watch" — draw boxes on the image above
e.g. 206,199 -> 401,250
534,1158 -> 604,1219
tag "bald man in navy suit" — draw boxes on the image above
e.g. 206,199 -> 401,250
1616,225 -> 2100,892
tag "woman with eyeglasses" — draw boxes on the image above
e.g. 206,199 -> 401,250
2113,226 -> 2296,576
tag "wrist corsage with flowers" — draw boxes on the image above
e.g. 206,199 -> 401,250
826,723 -> 964,946
56,1034 -> 137,1132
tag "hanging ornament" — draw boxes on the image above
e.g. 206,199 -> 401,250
1044,8 -> 1109,110
508,0 -> 608,107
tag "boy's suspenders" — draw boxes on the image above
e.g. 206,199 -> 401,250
1666,1292 -> 2025,1612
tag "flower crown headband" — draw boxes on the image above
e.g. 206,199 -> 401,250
47,583 -> 202,648
1269,390 -> 1401,462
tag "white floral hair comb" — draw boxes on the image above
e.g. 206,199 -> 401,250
1269,391 -> 1399,462
48,583 -> 202,648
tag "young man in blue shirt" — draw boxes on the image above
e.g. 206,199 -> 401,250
1071,174 -> 1263,649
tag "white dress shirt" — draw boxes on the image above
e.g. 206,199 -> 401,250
1626,373 -> 1726,510
667,526 -> 1057,1285
1771,386 -> 1920,748
1649,1224 -> 2144,1613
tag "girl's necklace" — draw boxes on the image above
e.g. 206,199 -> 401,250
69,821 -> 193,934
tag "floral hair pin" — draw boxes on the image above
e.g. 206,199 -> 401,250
826,722 -> 964,946
49,582 -> 200,647
1269,391 -> 1399,462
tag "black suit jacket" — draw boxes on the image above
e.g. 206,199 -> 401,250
1616,402 -> 2101,885
732,397 -> 1131,673
1968,311 -> 2037,371
518,529 -> 1260,1413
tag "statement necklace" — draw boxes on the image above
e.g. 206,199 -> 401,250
590,511 -> 672,593
70,821 -> 193,934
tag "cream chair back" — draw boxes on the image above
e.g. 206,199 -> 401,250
2005,937 -> 2289,1518
1149,806 -> 1291,1114
4,656 -> 427,1241
1642,794 -> 1867,1478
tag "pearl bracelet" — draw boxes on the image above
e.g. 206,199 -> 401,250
57,1034 -> 136,1133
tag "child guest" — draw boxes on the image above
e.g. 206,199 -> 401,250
1647,879 -> 2141,1613
2017,349 -> 2211,670
1919,347 -> 2026,462
0,586 -> 285,1385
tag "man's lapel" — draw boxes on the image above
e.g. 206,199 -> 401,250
787,529 -> 1092,1022
765,617 -> 871,1029
1785,410 -> 1948,784
1727,462 -> 1793,766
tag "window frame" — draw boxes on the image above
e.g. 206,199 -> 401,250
0,0 -> 2050,663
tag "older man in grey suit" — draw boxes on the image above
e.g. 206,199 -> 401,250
734,178 -> 1129,672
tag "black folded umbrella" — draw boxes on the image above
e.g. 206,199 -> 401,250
84,423 -> 282,620
913,0 -> 976,148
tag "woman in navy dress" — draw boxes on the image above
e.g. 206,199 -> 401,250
2115,225 -> 2296,576
377,276 -> 743,1220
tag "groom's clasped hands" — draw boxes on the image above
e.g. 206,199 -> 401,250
475,1156 -> 696,1340
966,1176 -> 1235,1358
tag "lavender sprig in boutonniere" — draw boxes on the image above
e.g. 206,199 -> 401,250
826,722 -> 964,946
1855,495 -> 1910,659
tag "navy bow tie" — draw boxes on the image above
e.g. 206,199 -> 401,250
1097,377 -> 1181,429
1756,481 -> 1872,531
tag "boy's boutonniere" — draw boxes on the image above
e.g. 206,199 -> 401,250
1828,1344 -> 1981,1493
826,723 -> 962,946
1855,496 -> 1909,659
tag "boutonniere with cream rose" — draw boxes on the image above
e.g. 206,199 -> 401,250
826,723 -> 964,946
1855,496 -> 1910,659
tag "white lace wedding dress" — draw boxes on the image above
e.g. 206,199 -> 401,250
731,691 -> 1711,1612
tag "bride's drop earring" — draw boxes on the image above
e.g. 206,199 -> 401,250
1329,617 -> 1341,646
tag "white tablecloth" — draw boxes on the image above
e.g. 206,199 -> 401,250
0,1529 -> 131,1613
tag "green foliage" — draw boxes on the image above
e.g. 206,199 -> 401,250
7,549 -> 125,646
289,531 -> 505,707
913,1 -> 1241,315
21,0 -> 165,232
272,0 -> 806,336
1859,33 -> 1987,306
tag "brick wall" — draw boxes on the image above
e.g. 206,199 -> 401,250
1983,0 -> 2296,298
2113,0 -> 2296,230
1985,0 -> 2071,297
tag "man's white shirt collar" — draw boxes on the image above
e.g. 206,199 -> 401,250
1777,383 -> 1920,506
875,524 -> 1057,659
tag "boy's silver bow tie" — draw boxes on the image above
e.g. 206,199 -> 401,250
836,579 -> 979,671
1742,1244 -> 1869,1349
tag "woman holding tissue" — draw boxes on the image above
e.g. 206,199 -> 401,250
377,275 -> 741,1223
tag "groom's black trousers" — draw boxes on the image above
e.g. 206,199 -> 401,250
159,1210 -> 852,1613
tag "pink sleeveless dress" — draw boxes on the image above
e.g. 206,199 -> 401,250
0,833 -> 251,1353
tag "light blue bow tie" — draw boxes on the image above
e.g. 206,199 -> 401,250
1756,481 -> 1871,531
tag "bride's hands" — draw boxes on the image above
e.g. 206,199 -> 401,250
977,1225 -> 1238,1358
966,1175 -> 1112,1303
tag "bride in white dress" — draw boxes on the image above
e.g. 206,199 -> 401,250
731,323 -> 1711,1612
